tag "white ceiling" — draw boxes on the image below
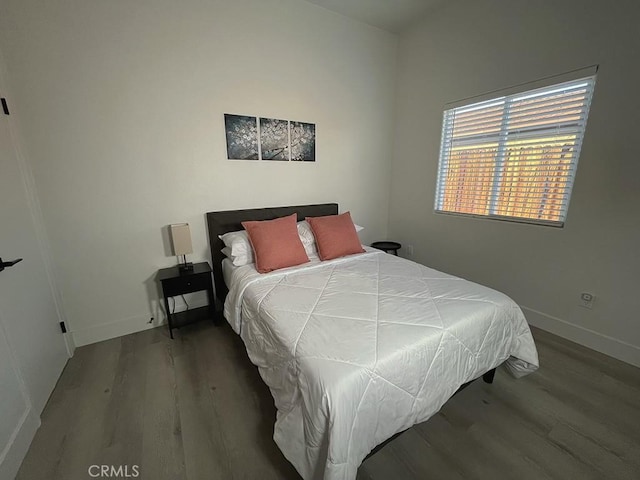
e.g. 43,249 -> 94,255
304,0 -> 445,33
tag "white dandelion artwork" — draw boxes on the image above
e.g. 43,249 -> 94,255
260,118 -> 290,161
290,121 -> 315,161
224,114 -> 259,160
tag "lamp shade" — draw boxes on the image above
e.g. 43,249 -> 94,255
170,223 -> 193,256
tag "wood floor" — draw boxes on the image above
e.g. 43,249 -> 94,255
17,322 -> 640,480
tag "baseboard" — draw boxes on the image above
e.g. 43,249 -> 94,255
72,313 -> 163,347
0,406 -> 40,480
72,301 -> 210,347
521,306 -> 640,368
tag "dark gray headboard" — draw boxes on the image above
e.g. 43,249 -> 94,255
206,203 -> 338,305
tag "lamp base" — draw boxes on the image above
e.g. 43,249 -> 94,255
178,262 -> 194,273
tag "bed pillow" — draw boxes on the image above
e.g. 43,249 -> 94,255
219,230 -> 254,260
221,224 -> 324,260
221,246 -> 253,267
297,221 -> 319,257
298,220 -> 364,257
242,214 -> 310,273
306,212 -> 365,261
220,221 -> 357,262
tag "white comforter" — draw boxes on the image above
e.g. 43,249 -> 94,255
224,249 -> 538,480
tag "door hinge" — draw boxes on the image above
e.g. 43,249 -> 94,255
59,321 -> 67,333
1,98 -> 9,115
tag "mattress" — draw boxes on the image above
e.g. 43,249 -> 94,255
224,249 -> 538,480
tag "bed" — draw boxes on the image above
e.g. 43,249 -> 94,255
206,203 -> 539,480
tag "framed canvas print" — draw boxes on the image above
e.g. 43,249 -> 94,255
224,114 -> 259,160
290,121 -> 315,161
260,118 -> 290,161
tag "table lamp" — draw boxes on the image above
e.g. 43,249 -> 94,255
170,223 -> 194,272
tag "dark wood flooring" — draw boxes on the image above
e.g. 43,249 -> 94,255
17,322 -> 640,480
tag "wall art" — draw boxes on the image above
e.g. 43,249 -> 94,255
290,121 -> 315,161
224,114 -> 259,160
224,113 -> 316,162
260,118 -> 290,161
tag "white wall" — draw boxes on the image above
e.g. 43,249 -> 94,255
389,0 -> 640,366
0,0 -> 397,345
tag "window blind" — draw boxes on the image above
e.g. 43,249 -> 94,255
435,76 -> 596,226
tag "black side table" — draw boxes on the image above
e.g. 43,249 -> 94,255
371,241 -> 401,256
157,262 -> 217,338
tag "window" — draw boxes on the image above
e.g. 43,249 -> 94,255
435,75 -> 596,226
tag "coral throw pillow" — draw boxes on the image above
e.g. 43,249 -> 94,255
242,214 -> 310,273
306,212 -> 365,261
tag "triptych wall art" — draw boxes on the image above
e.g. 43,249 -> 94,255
224,114 -> 316,162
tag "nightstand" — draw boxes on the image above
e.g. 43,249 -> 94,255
371,241 -> 401,256
157,262 -> 216,338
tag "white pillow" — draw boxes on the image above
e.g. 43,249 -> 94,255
219,230 -> 255,265
297,221 -> 316,247
221,246 -> 253,267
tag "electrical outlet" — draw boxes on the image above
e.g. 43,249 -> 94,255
406,244 -> 414,257
579,292 -> 594,309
